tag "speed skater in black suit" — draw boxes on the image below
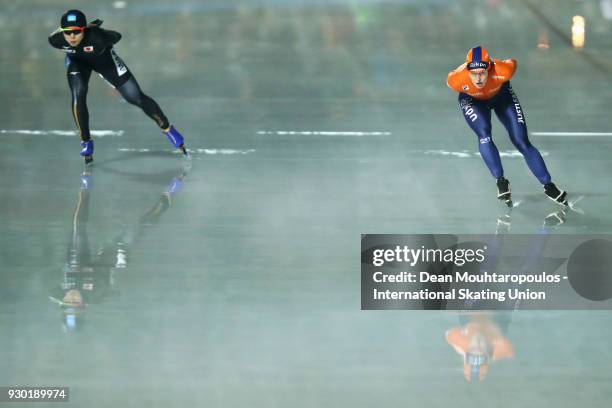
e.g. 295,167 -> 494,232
48,9 -> 188,163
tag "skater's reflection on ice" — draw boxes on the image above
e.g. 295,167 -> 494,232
49,164 -> 189,332
446,312 -> 514,382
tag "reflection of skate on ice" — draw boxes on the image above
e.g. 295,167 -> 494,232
543,209 -> 567,228
115,244 -> 127,268
49,164 -> 189,331
80,170 -> 93,190
496,213 -> 512,234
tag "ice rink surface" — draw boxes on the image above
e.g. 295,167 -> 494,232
1,0 -> 612,407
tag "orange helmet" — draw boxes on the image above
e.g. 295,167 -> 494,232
466,46 -> 491,71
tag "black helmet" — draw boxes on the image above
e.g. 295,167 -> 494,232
60,9 -> 87,29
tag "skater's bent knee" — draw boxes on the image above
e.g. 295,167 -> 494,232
477,133 -> 493,144
514,142 -> 532,153
122,91 -> 144,107
126,97 -> 143,106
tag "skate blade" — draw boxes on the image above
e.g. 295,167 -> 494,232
179,145 -> 191,159
547,196 -> 568,207
497,214 -> 512,227
498,193 -> 512,208
547,200 -> 568,208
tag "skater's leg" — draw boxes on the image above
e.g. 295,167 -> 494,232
116,76 -> 187,152
93,50 -> 168,128
66,57 -> 94,162
459,93 -> 511,205
493,83 -> 551,185
97,51 -> 187,153
66,56 -> 92,142
116,76 -> 170,129
459,93 -> 503,179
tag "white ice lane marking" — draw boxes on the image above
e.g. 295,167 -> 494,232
424,150 -> 549,158
0,129 -> 124,137
257,130 -> 392,136
118,148 -> 256,155
532,132 -> 612,137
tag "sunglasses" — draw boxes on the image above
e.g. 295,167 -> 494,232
61,27 -> 85,36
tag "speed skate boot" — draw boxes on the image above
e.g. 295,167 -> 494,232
80,139 -> 94,164
163,125 -> 188,156
496,177 -> 512,208
544,182 -> 568,206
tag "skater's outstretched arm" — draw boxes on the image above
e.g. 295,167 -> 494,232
95,27 -> 122,46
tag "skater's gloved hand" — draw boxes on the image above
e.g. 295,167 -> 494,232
80,171 -> 93,190
453,62 -> 467,72
88,19 -> 103,27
